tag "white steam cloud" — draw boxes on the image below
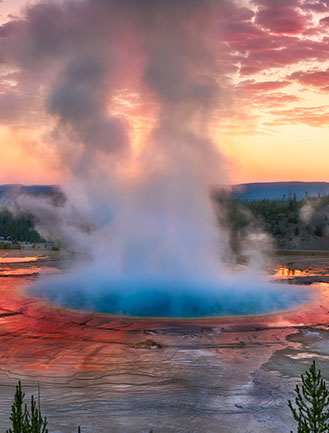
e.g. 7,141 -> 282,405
0,0 -> 311,317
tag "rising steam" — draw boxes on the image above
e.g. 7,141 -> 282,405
1,0 -> 311,317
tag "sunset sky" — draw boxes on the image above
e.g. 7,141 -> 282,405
0,0 -> 329,185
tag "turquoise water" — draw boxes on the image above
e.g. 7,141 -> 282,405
31,272 -> 312,318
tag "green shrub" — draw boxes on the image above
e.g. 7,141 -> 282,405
288,360 -> 329,433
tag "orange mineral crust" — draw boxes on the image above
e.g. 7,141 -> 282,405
0,251 -> 329,433
0,251 -> 327,379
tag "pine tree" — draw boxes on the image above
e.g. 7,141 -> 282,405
6,381 -> 29,433
27,395 -> 48,433
288,360 -> 329,433
6,382 -> 48,433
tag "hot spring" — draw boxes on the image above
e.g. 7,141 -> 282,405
30,268 -> 312,318
6,0 -> 313,320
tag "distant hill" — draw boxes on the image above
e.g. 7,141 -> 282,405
1,182 -> 329,202
233,182 -> 329,201
0,184 -> 59,197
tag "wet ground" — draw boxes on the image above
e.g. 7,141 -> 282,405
0,250 -> 329,432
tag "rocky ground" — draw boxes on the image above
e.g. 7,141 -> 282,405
0,250 -> 328,432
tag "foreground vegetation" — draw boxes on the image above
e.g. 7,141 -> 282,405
7,382 -> 48,433
4,361 -> 328,432
289,361 -> 329,433
6,381 -> 79,433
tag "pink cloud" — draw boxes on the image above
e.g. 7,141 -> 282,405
219,2 -> 254,22
241,80 -> 290,92
269,106 -> 329,126
303,1 -> 329,12
252,0 -> 300,6
289,68 -> 329,90
319,15 -> 329,26
253,0 -> 310,34
253,93 -> 300,107
222,21 -> 264,42
0,0 -> 329,144
220,0 -> 329,76
239,38 -> 329,75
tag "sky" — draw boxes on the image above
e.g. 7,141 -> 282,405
0,0 -> 329,185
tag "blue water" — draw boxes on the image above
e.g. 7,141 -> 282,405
30,272 -> 312,318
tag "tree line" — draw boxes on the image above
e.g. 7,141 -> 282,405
0,210 -> 45,244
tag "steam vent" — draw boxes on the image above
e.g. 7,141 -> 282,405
0,0 -> 329,432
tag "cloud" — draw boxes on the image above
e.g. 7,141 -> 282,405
304,1 -> 329,12
289,68 -> 329,91
240,80 -> 290,92
219,0 -> 329,80
254,0 -> 310,34
319,15 -> 329,25
247,92 -> 301,109
238,38 -> 329,75
269,106 -> 329,126
0,0 -> 329,166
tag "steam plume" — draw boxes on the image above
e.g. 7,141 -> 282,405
0,0 -> 311,317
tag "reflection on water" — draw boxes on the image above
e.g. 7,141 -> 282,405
273,266 -> 315,278
0,266 -> 41,277
0,254 -> 47,264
